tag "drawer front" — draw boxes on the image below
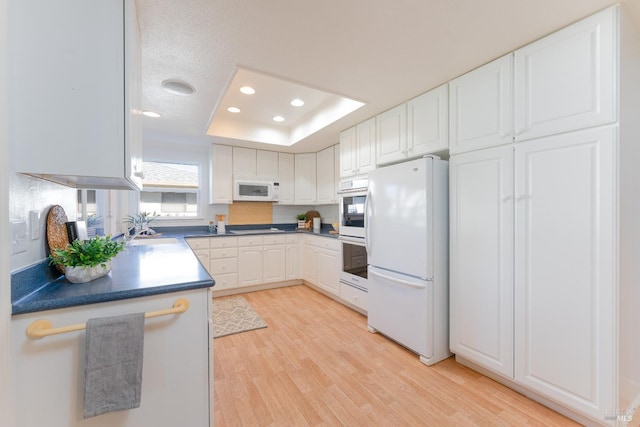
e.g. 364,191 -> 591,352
212,273 -> 238,291
210,237 -> 238,248
285,234 -> 299,244
192,249 -> 210,266
340,282 -> 368,311
210,258 -> 238,275
186,238 -> 210,250
237,235 -> 263,247
303,235 -> 339,251
210,248 -> 238,259
262,234 -> 287,245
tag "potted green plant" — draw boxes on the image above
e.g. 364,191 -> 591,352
49,235 -> 125,283
296,213 -> 306,229
123,211 -> 158,235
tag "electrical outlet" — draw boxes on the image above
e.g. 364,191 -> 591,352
30,210 -> 41,240
11,221 -> 28,254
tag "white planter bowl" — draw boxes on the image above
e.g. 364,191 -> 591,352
64,260 -> 112,284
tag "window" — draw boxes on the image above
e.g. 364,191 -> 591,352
77,189 -> 106,237
139,161 -> 199,218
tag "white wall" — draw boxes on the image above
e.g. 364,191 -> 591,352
9,174 -> 76,272
1,0 -> 15,423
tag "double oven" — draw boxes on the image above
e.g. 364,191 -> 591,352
338,178 -> 368,292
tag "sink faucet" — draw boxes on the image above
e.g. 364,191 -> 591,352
124,226 -> 149,245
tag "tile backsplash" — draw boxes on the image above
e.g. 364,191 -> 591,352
9,173 -> 76,272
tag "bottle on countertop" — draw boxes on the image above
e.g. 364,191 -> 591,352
208,221 -> 215,234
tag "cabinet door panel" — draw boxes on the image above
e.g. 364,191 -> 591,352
449,54 -> 513,154
316,146 -> 336,205
210,144 -> 233,204
408,84 -> 449,157
263,245 -> 286,283
238,247 -> 263,287
515,7 -> 616,141
256,150 -> 278,178
356,118 -> 376,174
232,147 -> 257,177
277,153 -> 295,205
339,127 -> 357,178
294,153 -> 317,205
449,146 -> 514,378
514,128 -> 615,418
316,249 -> 339,295
376,104 -> 407,166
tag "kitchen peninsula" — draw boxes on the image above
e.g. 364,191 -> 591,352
10,239 -> 214,427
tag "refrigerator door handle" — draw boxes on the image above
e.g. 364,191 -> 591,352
369,268 -> 426,289
365,189 -> 372,255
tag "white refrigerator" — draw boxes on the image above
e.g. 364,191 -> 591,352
366,156 -> 450,365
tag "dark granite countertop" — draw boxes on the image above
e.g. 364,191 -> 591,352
11,224 -> 338,316
11,238 -> 214,315
154,223 -> 339,239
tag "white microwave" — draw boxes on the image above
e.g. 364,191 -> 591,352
233,180 -> 279,202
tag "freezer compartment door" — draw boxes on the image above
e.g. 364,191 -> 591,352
367,266 -> 433,358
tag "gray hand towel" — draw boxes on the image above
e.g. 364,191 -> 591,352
83,312 -> 145,418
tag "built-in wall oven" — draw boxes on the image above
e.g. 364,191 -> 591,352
338,178 -> 368,240
340,236 -> 368,292
338,177 -> 369,292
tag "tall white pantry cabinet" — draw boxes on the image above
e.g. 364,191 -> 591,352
449,5 -> 640,426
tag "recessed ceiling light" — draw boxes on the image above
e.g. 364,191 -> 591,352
290,98 -> 304,107
227,107 -> 241,113
240,86 -> 256,95
142,110 -> 162,118
162,79 -> 195,96
273,115 -> 285,122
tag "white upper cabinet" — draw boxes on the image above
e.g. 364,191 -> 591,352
9,0 -> 143,190
277,153 -> 295,205
294,153 -> 317,205
256,150 -> 278,179
356,119 -> 376,175
210,144 -> 233,204
232,147 -> 257,177
514,7 -> 616,141
407,84 -> 449,156
339,126 -> 357,177
375,104 -> 407,165
316,145 -> 337,205
449,54 -> 514,154
376,84 -> 449,166
340,118 -> 376,178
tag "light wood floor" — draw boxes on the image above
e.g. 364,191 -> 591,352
213,285 -> 578,426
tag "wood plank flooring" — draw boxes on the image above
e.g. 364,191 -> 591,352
213,285 -> 578,426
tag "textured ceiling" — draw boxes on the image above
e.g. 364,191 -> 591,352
136,0 -> 624,153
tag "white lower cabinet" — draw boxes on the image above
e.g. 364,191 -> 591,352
450,127 -> 617,422
514,129 -> 615,418
238,236 -> 263,287
262,235 -> 287,284
11,289 -> 213,427
449,145 -> 514,378
302,235 -> 340,296
285,234 -> 301,280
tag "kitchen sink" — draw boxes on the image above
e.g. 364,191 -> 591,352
128,237 -> 180,246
